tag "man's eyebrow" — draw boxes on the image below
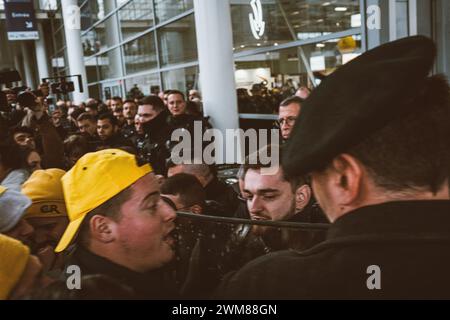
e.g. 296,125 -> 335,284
143,191 -> 159,203
243,188 -> 279,195
256,188 -> 279,194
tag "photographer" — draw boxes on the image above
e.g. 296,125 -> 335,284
15,90 -> 64,169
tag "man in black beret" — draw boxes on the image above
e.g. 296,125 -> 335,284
215,36 -> 450,299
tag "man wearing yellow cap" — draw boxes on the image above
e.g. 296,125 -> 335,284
56,149 -> 177,299
0,234 -> 50,300
22,169 -> 68,272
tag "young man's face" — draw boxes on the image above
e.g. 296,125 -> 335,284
77,119 -> 97,137
167,93 -> 186,116
27,216 -> 68,271
123,102 -> 137,120
278,103 -> 301,140
27,216 -> 68,253
138,104 -> 160,124
114,173 -> 177,272
97,119 -> 117,141
244,168 -> 296,234
14,132 -> 36,150
111,100 -> 122,112
113,110 -> 125,125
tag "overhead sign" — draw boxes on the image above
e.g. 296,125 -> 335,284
249,0 -> 265,40
4,0 -> 39,40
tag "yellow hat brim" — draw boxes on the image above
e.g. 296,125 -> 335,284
54,215 -> 86,253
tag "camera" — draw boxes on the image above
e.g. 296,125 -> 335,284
43,75 -> 83,96
51,81 -> 75,95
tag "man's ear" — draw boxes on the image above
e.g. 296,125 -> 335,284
189,204 -> 203,215
330,154 -> 364,206
89,215 -> 116,243
295,184 -> 312,212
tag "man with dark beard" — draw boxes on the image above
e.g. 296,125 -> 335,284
22,169 -> 68,273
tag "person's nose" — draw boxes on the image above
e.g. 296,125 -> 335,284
161,200 -> 177,222
248,196 -> 263,214
281,121 -> 290,131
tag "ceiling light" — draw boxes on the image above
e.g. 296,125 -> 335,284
316,43 -> 325,48
335,7 -> 347,12
322,2 -> 331,6
274,42 -> 279,46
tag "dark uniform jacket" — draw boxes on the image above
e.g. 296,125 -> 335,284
139,110 -> 172,174
121,123 -> 136,140
215,200 -> 450,299
66,246 -> 179,299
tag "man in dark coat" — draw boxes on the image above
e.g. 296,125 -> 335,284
215,36 -> 450,299
135,95 -> 172,175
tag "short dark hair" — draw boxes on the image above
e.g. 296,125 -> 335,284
71,108 -> 84,121
86,101 -> 99,111
138,95 -> 165,112
243,144 -> 308,192
161,173 -> 206,208
280,96 -> 304,108
167,90 -> 185,101
77,112 -> 96,123
10,126 -> 35,137
112,96 -> 123,103
98,112 -> 118,127
78,187 -> 131,248
123,99 -> 136,106
347,74 -> 450,194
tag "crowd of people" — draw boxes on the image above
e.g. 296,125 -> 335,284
0,35 -> 449,300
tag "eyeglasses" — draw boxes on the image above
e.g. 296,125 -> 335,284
277,116 -> 297,127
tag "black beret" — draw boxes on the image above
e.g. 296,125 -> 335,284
283,35 -> 436,176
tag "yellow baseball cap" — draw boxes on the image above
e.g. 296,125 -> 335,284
55,149 -> 152,253
0,234 -> 30,300
22,169 -> 67,218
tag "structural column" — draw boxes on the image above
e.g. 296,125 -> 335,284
61,0 -> 89,102
104,0 -> 123,79
13,45 -> 25,86
21,42 -> 36,88
35,22 -> 50,83
193,0 -> 241,163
